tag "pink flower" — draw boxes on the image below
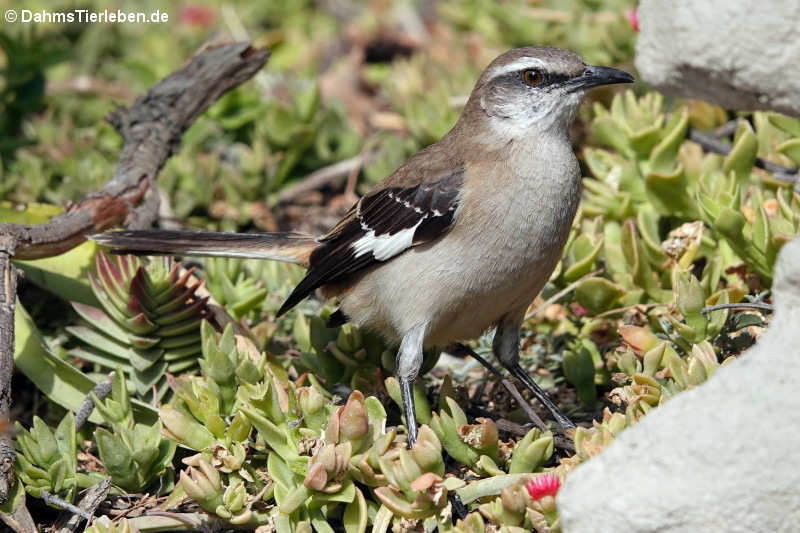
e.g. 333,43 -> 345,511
526,473 -> 561,501
178,4 -> 217,28
626,8 -> 639,33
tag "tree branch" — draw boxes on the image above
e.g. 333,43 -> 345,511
1,42 -> 270,260
0,236 -> 17,504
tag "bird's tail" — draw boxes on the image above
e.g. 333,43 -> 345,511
90,230 -> 318,268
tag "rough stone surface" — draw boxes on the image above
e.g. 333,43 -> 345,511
558,237 -> 800,532
635,0 -> 800,118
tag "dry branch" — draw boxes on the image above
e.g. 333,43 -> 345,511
0,41 -> 270,505
2,42 -> 270,260
0,236 -> 16,506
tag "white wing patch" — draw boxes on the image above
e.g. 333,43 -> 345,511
352,221 -> 423,261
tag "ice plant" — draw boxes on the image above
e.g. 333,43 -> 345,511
523,473 -> 563,531
526,473 -> 561,501
93,372 -> 176,494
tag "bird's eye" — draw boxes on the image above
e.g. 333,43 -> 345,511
522,69 -> 544,86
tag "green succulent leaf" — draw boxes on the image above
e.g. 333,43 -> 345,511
343,486 -> 369,533
574,277 -> 625,314
723,120 -> 759,183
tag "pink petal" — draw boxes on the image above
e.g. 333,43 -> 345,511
526,473 -> 561,500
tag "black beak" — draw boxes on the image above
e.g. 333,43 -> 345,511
566,65 -> 635,93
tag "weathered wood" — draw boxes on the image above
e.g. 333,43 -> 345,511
1,42 -> 270,259
0,236 -> 17,504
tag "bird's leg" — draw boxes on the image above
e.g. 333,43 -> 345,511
493,318 -> 575,430
396,322 -> 428,448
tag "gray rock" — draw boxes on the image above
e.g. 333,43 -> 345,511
558,236 -> 800,532
635,0 -> 800,118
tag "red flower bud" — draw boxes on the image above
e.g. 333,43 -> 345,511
526,473 -> 561,501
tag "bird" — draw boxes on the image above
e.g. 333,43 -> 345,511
92,46 -> 634,446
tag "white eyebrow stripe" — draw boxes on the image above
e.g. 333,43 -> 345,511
488,57 -> 546,80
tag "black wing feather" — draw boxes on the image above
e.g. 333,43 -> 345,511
277,167 -> 463,316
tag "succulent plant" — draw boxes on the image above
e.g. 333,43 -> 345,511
437,0 -> 637,66
451,512 -> 490,533
160,322 -> 263,452
203,257 -> 268,321
68,252 -> 214,401
15,413 -> 79,500
580,91 -> 800,299
291,310 -> 400,394
610,332 -> 736,426
14,411 -> 107,505
530,92 -> 800,426
85,516 -> 138,533
92,371 -> 176,494
178,453 -> 271,526
161,81 -> 360,228
430,396 -> 491,472
163,319 -> 570,530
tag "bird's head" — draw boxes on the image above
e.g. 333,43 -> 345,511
464,46 -> 634,140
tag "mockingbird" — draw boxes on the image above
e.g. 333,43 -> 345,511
93,46 -> 633,446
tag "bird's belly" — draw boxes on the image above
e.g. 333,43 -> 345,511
338,214 -> 566,347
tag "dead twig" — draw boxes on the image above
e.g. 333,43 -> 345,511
0,237 -> 17,504
1,42 -> 270,261
524,269 -> 602,321
689,128 -> 798,182
41,491 -> 91,521
74,373 -> 115,430
58,478 -> 112,533
701,302 -> 773,314
449,343 -> 549,433
276,152 -> 377,204
709,119 -> 740,139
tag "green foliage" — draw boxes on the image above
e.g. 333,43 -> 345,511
203,257 -> 268,321
85,516 -> 137,533
291,310 -> 398,393
0,28 -> 71,160
13,297 -> 159,428
536,90 -> 800,411
14,414 -> 79,500
158,82 -> 361,229
152,317 -> 567,530
67,253 -> 212,401
438,0 -> 637,65
92,371 -> 176,494
581,91 -> 800,292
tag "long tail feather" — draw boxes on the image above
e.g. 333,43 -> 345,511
90,230 -> 317,267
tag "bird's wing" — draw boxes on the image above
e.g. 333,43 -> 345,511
277,165 -> 464,315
